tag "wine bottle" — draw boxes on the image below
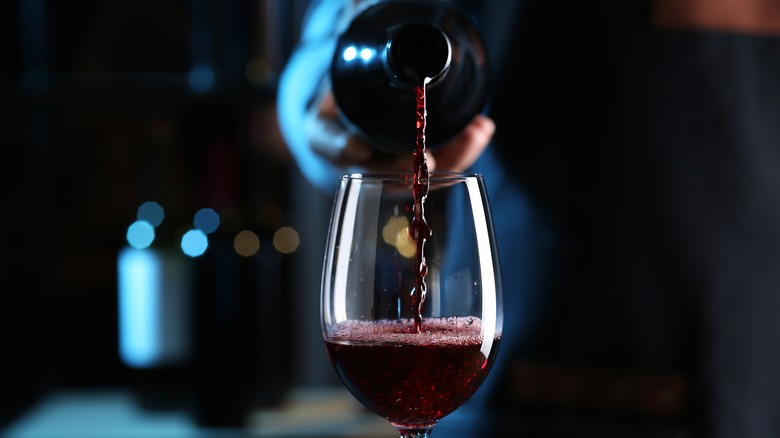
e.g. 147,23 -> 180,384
331,0 -> 491,153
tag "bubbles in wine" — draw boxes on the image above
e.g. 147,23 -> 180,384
327,317 -> 487,346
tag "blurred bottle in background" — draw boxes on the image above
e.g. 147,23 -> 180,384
118,201 -> 193,411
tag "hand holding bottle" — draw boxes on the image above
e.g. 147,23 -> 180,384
305,89 -> 495,175
276,0 -> 495,192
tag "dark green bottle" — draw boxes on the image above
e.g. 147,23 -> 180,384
331,0 -> 491,153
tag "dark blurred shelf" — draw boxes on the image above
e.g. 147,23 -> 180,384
0,72 -> 278,106
0,0 -> 313,432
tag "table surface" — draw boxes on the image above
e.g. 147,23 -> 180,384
3,386 -> 398,438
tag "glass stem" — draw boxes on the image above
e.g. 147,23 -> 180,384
397,428 -> 433,438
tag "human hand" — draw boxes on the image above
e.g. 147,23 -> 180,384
305,91 -> 495,174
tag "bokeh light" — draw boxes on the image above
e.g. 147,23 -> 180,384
126,220 -> 156,249
137,201 -> 164,227
343,46 -> 357,61
180,229 -> 208,257
234,230 -> 260,257
273,227 -> 300,254
360,47 -> 375,61
382,216 -> 415,258
194,208 -> 220,234
245,57 -> 272,86
188,64 -> 215,93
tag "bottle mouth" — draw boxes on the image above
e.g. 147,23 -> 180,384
387,23 -> 452,84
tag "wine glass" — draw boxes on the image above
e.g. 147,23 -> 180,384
321,172 -> 503,438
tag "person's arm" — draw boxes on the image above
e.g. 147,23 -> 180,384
276,0 -> 347,193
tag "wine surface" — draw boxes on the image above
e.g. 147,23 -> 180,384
325,317 -> 501,426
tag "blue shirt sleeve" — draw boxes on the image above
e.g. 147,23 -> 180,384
276,0 -> 346,194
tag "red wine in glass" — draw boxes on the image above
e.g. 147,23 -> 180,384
323,171 -> 502,437
325,318 -> 500,427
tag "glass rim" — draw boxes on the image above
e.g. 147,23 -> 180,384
341,171 -> 483,182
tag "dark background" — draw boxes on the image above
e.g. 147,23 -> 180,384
0,0 -> 350,432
